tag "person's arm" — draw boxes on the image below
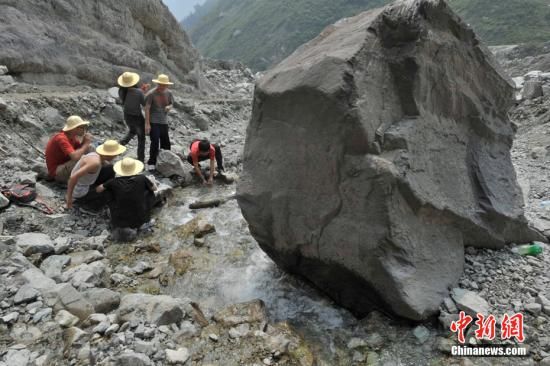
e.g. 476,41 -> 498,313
193,159 -> 207,184
207,158 -> 215,185
145,94 -> 152,135
65,133 -> 92,161
66,158 -> 98,208
165,91 -> 173,113
96,178 -> 114,193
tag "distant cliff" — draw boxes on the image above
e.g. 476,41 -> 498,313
0,0 -> 199,87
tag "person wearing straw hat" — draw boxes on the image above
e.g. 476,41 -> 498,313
145,74 -> 174,170
45,115 -> 93,183
117,72 -> 147,163
66,140 -> 126,211
96,157 -> 158,235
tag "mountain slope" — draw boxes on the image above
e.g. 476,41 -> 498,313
183,0 -> 550,70
0,0 -> 198,87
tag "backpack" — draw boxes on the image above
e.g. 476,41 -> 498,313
2,184 -> 37,204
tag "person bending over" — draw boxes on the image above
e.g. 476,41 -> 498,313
186,139 -> 224,185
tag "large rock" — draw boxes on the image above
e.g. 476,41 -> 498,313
15,233 -> 55,256
156,149 -> 187,178
117,294 -> 184,326
0,0 -> 199,87
237,0 -> 542,320
43,283 -> 95,321
82,288 -> 121,313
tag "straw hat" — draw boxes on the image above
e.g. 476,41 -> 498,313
114,157 -> 144,176
62,115 -> 90,132
117,72 -> 140,88
96,140 -> 126,156
152,74 -> 174,85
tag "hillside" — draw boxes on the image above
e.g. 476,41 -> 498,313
0,0 -> 198,87
182,0 -> 550,70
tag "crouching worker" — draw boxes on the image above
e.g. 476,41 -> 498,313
45,116 -> 93,183
96,157 -> 159,242
66,140 -> 126,212
186,139 -> 224,185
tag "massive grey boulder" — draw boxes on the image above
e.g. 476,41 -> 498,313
237,0 -> 543,320
0,0 -> 199,87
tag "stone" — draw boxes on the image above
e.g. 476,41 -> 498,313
68,250 -> 104,266
118,294 -> 185,326
15,233 -> 54,256
443,297 -> 458,313
168,250 -> 193,275
213,299 -> 268,327
523,80 -> 543,99
64,327 -> 87,348
82,288 -> 121,313
55,310 -> 80,328
14,284 -> 40,304
0,193 -> 9,208
525,303 -> 542,315
4,349 -> 31,366
10,324 -> 43,345
237,0 -> 540,321
451,288 -> 490,316
0,1 -> 197,88
166,348 -> 190,364
40,255 -> 71,280
0,65 -> 7,75
53,237 -> 71,255
35,182 -> 56,199
43,283 -> 94,321
32,307 -> 52,323
92,321 -> 110,334
1,312 -> 19,324
536,294 -> 550,316
156,149 -> 187,178
117,351 -> 154,366
412,325 -> 430,344
540,357 -> 550,366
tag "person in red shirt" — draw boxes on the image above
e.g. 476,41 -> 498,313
185,139 -> 224,185
45,115 -> 93,183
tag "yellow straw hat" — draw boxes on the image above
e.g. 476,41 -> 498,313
114,157 -> 144,176
117,72 -> 140,88
152,74 -> 174,85
62,115 -> 90,132
95,140 -> 126,156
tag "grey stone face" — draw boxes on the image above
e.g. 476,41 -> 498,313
237,0 -> 542,320
0,0 -> 198,87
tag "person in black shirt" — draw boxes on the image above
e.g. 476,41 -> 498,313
117,72 -> 147,162
96,157 -> 158,240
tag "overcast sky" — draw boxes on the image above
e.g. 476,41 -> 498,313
164,0 -> 206,21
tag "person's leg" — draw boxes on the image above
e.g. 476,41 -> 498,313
213,144 -> 224,171
54,160 -> 78,183
135,115 -> 146,163
159,124 -> 171,151
148,123 -> 161,165
120,114 -> 136,146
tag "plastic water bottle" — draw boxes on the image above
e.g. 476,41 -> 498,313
512,243 -> 543,256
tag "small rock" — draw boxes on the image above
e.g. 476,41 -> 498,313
32,307 -> 52,323
451,288 -> 489,316
55,310 -> 79,328
15,233 -> 54,256
525,303 -> 542,316
13,285 -> 40,305
347,337 -> 367,349
117,351 -> 153,366
64,327 -> 87,348
413,325 -> 430,344
209,333 -> 219,342
0,192 -> 9,208
69,250 -> 104,266
523,80 -> 543,99
1,312 -> 19,324
166,348 -> 190,364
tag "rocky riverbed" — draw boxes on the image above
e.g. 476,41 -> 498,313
0,56 -> 549,366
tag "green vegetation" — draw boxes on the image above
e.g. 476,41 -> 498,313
182,0 -> 550,70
